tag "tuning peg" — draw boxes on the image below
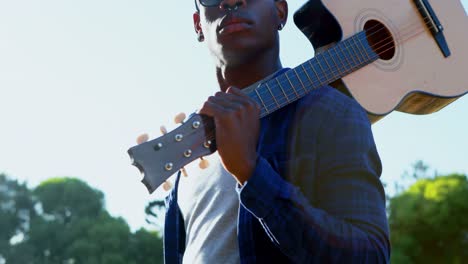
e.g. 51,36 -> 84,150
181,167 -> 188,177
174,112 -> 187,124
162,181 -> 172,191
199,157 -> 210,170
136,133 -> 149,144
160,125 -> 168,135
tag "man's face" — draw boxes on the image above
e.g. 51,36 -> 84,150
194,0 -> 287,65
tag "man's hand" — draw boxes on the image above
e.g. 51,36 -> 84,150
199,87 -> 260,185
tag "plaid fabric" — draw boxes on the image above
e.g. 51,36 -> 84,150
164,84 -> 390,263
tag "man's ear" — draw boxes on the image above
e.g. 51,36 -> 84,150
193,12 -> 202,35
193,12 -> 205,42
275,0 -> 288,28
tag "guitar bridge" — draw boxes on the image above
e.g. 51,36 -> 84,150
414,0 -> 451,57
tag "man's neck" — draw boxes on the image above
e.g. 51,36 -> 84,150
215,48 -> 283,92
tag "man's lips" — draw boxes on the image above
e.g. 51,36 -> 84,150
218,17 -> 253,34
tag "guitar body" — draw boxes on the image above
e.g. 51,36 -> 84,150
294,0 -> 468,120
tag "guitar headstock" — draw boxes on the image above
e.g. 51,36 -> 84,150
128,113 -> 216,193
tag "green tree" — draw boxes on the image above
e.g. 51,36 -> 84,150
0,175 -> 163,264
0,174 -> 35,261
389,172 -> 468,263
145,200 -> 165,230
34,178 -> 104,222
127,228 -> 164,264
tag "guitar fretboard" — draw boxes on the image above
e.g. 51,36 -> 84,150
246,31 -> 379,117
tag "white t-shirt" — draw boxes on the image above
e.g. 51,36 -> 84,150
177,153 -> 240,264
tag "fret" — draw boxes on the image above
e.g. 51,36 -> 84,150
341,44 -> 353,74
336,43 -> 351,75
286,70 -> 306,95
342,40 -> 358,70
254,88 -> 269,114
307,60 -> 323,86
356,34 -> 370,61
300,64 -> 314,86
316,54 -> 327,72
336,44 -> 348,68
321,55 -> 333,83
315,55 -> 332,85
273,79 -> 289,103
265,82 -> 280,107
352,35 -> 366,64
337,43 -> 355,76
327,46 -> 341,75
277,78 -> 299,99
291,68 -> 308,93
348,37 -> 363,66
321,53 -> 337,81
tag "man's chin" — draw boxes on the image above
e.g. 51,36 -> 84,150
217,36 -> 259,53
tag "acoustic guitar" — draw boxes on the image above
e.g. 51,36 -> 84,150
128,0 -> 468,193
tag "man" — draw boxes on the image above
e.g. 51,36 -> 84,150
159,0 -> 390,263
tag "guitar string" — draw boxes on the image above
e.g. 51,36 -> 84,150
260,13 -> 434,94
192,17 -> 439,147
255,8 -> 440,110
258,5 -> 439,96
255,25 -> 429,115
175,14 -> 442,154
200,10 -> 437,118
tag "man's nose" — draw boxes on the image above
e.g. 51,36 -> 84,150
218,0 -> 246,11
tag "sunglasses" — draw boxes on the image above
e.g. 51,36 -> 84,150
197,0 -> 279,8
198,0 -> 223,7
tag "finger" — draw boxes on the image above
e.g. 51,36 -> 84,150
225,86 -> 252,102
199,99 -> 227,117
226,87 -> 260,107
202,93 -> 243,113
214,90 -> 255,107
210,93 -> 245,111
136,133 -> 149,144
226,86 -> 244,96
201,90 -> 259,116
213,96 -> 259,121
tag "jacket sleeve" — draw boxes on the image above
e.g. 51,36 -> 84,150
237,95 -> 390,263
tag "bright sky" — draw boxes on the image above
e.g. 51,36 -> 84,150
1,1 -> 467,230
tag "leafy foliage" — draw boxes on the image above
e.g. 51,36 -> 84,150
4,162 -> 468,263
389,171 -> 468,263
0,174 -> 36,261
34,178 -> 104,221
145,200 -> 165,230
0,175 -> 163,264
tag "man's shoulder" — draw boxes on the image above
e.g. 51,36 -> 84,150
264,85 -> 369,134
295,86 -> 368,122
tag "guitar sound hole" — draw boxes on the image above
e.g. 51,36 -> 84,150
364,20 -> 395,61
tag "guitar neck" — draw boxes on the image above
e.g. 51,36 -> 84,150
246,31 -> 379,117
